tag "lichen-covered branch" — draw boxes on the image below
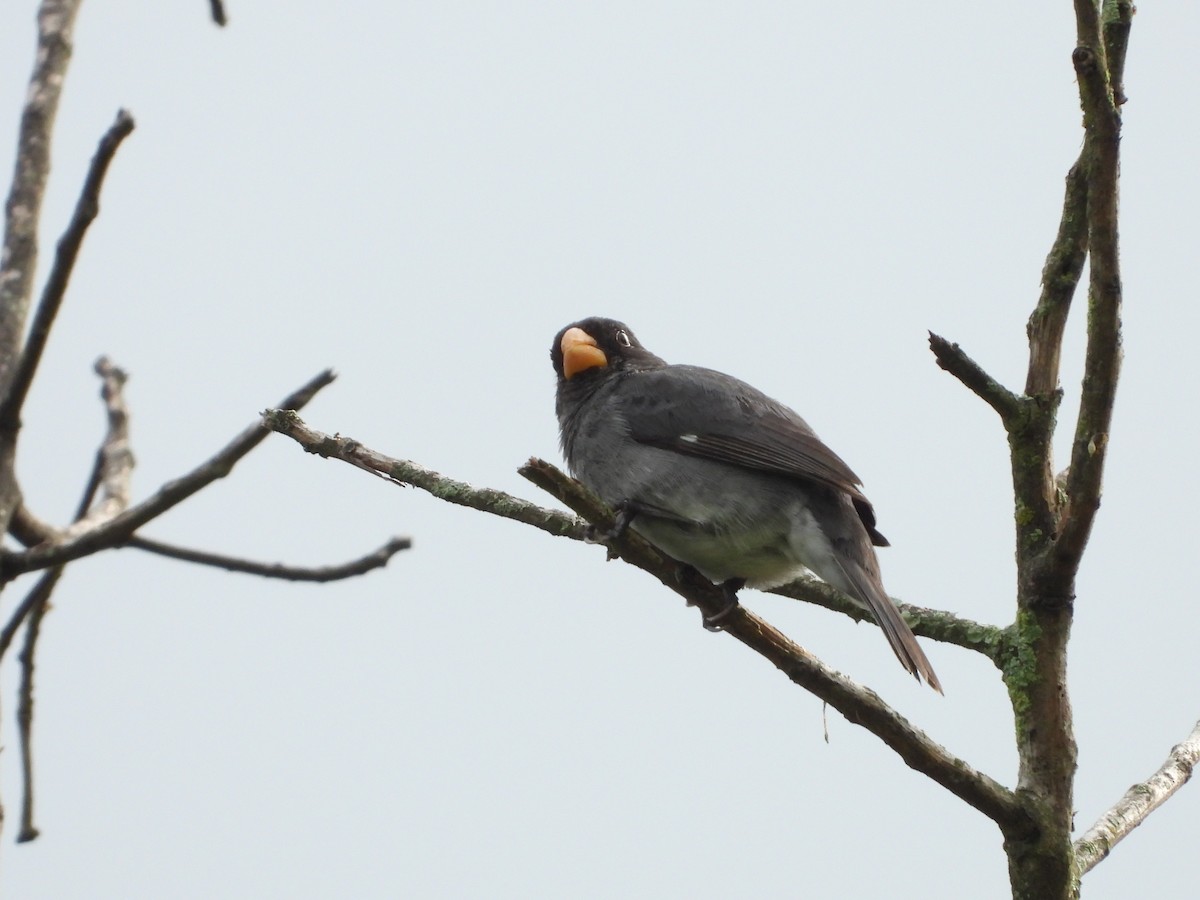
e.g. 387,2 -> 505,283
262,409 -> 590,541
1074,720 -> 1200,877
265,410 -> 998,655
769,578 -> 1004,660
999,5 -> 1130,898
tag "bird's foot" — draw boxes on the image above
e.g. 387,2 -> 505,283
702,578 -> 744,631
584,502 -> 638,552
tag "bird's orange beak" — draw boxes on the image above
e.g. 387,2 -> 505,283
560,327 -> 608,379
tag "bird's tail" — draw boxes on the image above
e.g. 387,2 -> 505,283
833,559 -> 943,693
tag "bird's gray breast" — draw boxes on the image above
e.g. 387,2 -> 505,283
561,387 -> 814,586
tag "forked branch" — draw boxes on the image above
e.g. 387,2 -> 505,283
0,371 -> 336,579
0,112 -> 136,434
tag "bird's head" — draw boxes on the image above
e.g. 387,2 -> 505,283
550,317 -> 665,383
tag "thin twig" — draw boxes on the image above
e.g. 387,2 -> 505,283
927,332 -> 1023,424
0,0 -> 86,402
72,450 -> 105,522
0,371 -> 336,579
1074,720 -> 1200,877
0,570 -> 58,663
208,0 -> 228,27
123,535 -> 411,582
0,113 -> 137,434
14,570 -> 56,844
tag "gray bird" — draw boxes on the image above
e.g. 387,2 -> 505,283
551,316 -> 941,692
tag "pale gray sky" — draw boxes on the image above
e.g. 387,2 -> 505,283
1,2 -> 1197,897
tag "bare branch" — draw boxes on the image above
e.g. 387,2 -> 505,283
0,371 -> 335,579
1075,720 -> 1200,877
208,0 -> 228,27
0,112 -> 136,434
123,535 -> 411,582
0,0 -> 85,402
927,332 -> 1022,424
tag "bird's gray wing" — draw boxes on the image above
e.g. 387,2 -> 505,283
622,366 -> 889,546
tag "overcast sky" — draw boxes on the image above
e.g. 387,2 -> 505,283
1,2 -> 1197,898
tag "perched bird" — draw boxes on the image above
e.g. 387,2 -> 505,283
551,316 -> 941,692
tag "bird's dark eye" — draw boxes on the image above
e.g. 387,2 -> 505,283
615,330 -> 632,347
